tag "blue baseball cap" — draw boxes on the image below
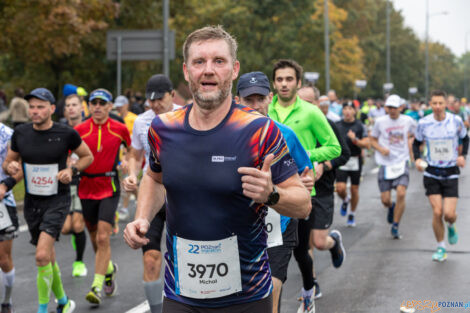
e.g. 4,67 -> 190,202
89,89 -> 113,102
236,72 -> 271,98
25,88 -> 56,104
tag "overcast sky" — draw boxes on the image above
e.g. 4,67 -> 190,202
392,0 -> 470,56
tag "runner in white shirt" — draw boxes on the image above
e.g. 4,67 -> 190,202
413,90 -> 468,262
370,94 -> 416,239
123,74 -> 180,313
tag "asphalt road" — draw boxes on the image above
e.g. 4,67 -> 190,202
9,157 -> 470,313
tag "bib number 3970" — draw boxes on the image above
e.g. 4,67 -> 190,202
174,235 -> 242,299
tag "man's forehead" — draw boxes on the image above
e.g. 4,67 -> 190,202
275,67 -> 296,78
188,39 -> 230,57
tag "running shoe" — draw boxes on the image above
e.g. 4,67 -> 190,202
447,224 -> 458,245
346,214 -> 356,227
56,299 -> 76,313
1,303 -> 13,313
391,225 -> 401,239
329,230 -> 346,268
432,247 -> 447,262
104,263 -> 118,296
387,202 -> 395,224
118,207 -> 129,221
72,261 -> 87,277
85,287 -> 102,305
313,281 -> 322,300
297,293 -> 315,313
340,198 -> 349,217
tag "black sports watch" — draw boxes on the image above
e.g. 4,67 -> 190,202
264,186 -> 280,206
71,166 -> 79,176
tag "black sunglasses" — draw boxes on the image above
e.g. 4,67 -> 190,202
90,99 -> 108,106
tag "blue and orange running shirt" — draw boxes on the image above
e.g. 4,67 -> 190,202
75,118 -> 131,200
148,101 -> 298,307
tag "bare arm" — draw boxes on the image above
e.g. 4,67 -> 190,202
0,147 -> 23,200
57,141 -> 94,184
123,147 -> 145,192
124,169 -> 166,249
3,149 -> 21,176
238,154 -> 311,219
370,136 -> 389,156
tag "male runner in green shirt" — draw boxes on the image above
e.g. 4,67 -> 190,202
268,59 -> 343,313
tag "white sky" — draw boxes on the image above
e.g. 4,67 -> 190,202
392,0 -> 470,56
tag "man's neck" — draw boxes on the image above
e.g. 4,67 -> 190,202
433,111 -> 446,121
189,97 -> 232,131
344,117 -> 355,123
277,95 -> 297,108
33,119 -> 53,131
92,116 -> 109,125
67,116 -> 82,127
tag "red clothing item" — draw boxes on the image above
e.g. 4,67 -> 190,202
75,118 -> 131,200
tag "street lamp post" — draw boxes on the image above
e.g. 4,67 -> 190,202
386,0 -> 391,85
464,32 -> 470,99
425,0 -> 447,102
324,0 -> 330,92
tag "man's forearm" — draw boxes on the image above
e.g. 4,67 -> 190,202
135,172 -> 166,222
270,176 -> 311,219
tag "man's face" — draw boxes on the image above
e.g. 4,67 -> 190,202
297,88 -> 316,104
367,98 -> 374,107
273,67 -> 300,103
239,93 -> 272,116
28,98 -> 54,126
88,98 -> 112,121
328,91 -> 337,102
149,92 -> 173,115
430,96 -> 447,116
387,106 -> 400,119
65,96 -> 82,120
183,39 -> 239,111
342,106 -> 356,121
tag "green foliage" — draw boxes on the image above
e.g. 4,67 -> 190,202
0,0 -> 467,101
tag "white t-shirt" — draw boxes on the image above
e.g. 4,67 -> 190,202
371,114 -> 416,166
131,104 -> 182,171
415,112 -> 467,169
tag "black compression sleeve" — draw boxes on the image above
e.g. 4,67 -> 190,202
412,138 -> 423,160
461,135 -> 469,156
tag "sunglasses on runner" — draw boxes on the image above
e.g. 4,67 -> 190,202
90,99 -> 108,106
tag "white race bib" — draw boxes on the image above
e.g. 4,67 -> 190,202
384,161 -> 406,180
174,235 -> 242,299
429,139 -> 453,161
0,202 -> 12,231
24,163 -> 59,196
339,156 -> 360,171
266,207 -> 283,248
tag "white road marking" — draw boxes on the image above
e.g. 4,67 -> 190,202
370,167 -> 379,174
19,224 -> 28,232
126,300 -> 150,313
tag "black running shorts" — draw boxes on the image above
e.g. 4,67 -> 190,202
423,176 -> 459,198
162,294 -> 272,313
24,193 -> 70,245
81,194 -> 120,227
307,194 -> 334,230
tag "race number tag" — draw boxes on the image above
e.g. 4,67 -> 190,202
339,156 -> 360,171
266,207 -> 283,248
429,139 -> 453,161
0,202 -> 12,231
384,161 -> 406,180
24,163 -> 59,196
174,235 -> 242,299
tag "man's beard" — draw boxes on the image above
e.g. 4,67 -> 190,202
189,76 -> 232,111
277,88 -> 297,103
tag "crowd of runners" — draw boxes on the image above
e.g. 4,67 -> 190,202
0,26 -> 467,313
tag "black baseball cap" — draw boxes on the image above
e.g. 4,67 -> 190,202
236,72 -> 271,98
25,88 -> 56,104
146,74 -> 173,100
